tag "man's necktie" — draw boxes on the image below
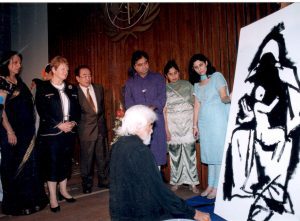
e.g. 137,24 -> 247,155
86,88 -> 96,112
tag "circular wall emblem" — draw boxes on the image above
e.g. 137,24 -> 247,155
106,3 -> 149,30
103,3 -> 160,41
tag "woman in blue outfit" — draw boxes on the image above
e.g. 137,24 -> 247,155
0,51 -> 48,215
35,56 -> 80,212
189,53 -> 230,199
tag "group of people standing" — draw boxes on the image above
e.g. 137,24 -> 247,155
123,50 -> 231,199
0,49 -> 230,219
109,50 -> 230,220
0,51 -> 108,215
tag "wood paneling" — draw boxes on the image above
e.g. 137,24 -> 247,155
48,3 -> 279,186
0,4 -> 11,56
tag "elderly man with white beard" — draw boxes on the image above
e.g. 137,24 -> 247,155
109,105 -> 210,221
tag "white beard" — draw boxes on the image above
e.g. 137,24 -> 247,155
142,134 -> 152,145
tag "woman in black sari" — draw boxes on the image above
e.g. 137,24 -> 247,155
0,51 -> 48,215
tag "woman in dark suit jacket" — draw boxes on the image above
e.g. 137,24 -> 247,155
35,56 -> 80,212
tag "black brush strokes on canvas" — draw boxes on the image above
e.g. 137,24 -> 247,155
223,22 -> 300,220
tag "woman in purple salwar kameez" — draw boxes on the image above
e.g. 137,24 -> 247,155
124,50 -> 167,166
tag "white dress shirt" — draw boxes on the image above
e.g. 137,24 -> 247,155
51,82 -> 70,121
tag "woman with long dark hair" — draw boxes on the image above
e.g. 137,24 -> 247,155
189,53 -> 230,199
0,51 -> 48,215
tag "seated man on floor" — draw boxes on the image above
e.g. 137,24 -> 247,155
109,104 -> 210,221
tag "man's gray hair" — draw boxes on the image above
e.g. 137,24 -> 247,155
117,105 -> 157,136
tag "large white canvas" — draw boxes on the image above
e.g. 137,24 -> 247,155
215,3 -> 300,221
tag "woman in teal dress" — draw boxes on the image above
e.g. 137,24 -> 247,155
189,54 -> 230,199
163,60 -> 199,193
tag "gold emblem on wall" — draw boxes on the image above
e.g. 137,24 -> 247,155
103,3 -> 160,42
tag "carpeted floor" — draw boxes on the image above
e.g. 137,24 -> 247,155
0,183 -> 203,221
186,196 -> 226,221
0,164 -> 226,221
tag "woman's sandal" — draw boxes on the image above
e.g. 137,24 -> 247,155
200,187 -> 213,197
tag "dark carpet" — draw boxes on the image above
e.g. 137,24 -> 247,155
186,196 -> 227,221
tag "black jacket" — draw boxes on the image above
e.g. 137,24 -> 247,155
35,81 -> 80,136
109,135 -> 195,221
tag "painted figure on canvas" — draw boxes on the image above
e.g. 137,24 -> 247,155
223,22 -> 300,220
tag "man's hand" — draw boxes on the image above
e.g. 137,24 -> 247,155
194,210 -> 211,221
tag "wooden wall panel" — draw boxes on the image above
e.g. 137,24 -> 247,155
225,3 -> 238,89
0,4 -> 11,56
48,3 -> 279,185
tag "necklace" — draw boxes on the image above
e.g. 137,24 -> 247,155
50,79 -> 63,86
6,75 -> 18,84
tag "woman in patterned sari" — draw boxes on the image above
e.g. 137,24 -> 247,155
163,60 -> 199,193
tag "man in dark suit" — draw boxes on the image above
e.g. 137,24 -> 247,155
75,65 -> 108,194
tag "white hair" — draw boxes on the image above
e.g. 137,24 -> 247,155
117,105 -> 157,136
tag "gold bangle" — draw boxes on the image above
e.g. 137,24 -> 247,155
7,131 -> 15,135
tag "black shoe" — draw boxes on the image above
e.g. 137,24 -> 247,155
98,177 -> 109,189
83,187 -> 92,194
58,192 -> 76,203
98,183 -> 109,189
50,206 -> 60,213
82,177 -> 93,193
21,208 -> 31,215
